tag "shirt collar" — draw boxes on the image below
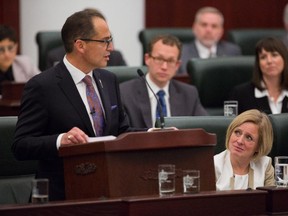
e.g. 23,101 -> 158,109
63,55 -> 93,84
195,39 -> 217,58
146,73 -> 170,99
255,84 -> 288,102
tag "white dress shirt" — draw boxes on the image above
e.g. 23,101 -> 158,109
214,150 -> 273,190
56,56 -> 105,148
255,87 -> 288,114
195,40 -> 217,58
146,73 -> 171,126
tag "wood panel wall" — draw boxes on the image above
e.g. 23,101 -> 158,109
145,0 -> 287,31
0,0 -> 20,50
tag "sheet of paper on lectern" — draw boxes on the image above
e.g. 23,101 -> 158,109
87,135 -> 116,143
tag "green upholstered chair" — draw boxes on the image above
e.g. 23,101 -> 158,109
187,56 -> 255,115
227,28 -> 285,55
105,65 -> 148,83
138,28 -> 194,64
0,116 -> 37,204
268,113 -> 288,160
35,31 -> 62,71
155,116 -> 234,154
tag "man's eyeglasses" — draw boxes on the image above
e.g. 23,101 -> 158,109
0,44 -> 16,55
78,37 -> 113,49
149,55 -> 178,67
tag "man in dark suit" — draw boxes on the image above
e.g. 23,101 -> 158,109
178,7 -> 241,74
46,45 -> 127,69
12,9 -> 143,201
120,34 -> 207,128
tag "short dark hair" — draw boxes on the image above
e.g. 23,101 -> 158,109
252,37 -> 288,90
61,9 -> 106,53
0,25 -> 17,43
147,34 -> 182,60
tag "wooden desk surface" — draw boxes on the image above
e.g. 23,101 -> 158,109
0,82 -> 24,116
257,186 -> 288,215
0,190 -> 267,216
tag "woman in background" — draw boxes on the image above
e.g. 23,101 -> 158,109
214,109 -> 275,190
0,24 -> 40,94
230,37 -> 288,114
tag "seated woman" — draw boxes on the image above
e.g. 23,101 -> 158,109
0,24 -> 40,94
214,109 -> 275,190
230,37 -> 288,114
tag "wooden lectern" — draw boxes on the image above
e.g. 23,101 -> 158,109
59,129 -> 216,200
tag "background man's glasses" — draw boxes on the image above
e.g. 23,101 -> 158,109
78,37 -> 113,49
0,44 -> 16,55
149,55 -> 178,67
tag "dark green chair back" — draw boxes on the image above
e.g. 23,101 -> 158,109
227,28 -> 285,55
0,116 -> 37,204
105,66 -> 147,83
268,113 -> 288,160
187,56 -> 254,115
138,28 -> 194,64
36,31 -> 62,71
156,116 -> 234,154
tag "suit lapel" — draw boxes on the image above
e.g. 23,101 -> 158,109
282,96 -> 288,112
216,43 -> 224,56
169,81 -> 185,116
191,42 -> 200,58
56,63 -> 95,136
137,80 -> 153,127
255,97 -> 272,114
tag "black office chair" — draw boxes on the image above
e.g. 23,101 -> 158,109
35,31 -> 63,71
105,66 -> 147,83
268,113 -> 288,160
155,116 -> 234,154
0,116 -> 37,204
227,28 -> 285,55
187,56 -> 255,115
138,28 -> 194,64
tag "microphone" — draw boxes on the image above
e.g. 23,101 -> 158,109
137,69 -> 165,129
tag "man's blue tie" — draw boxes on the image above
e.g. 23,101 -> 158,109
83,75 -> 105,136
156,90 -> 167,118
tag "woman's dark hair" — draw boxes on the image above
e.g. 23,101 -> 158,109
252,37 -> 288,90
0,25 -> 17,42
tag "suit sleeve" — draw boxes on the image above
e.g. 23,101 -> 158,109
12,77 -> 59,161
264,158 -> 276,186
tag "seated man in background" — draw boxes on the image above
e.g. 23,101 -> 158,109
120,34 -> 207,128
178,6 -> 241,74
46,45 -> 127,69
0,25 -> 40,94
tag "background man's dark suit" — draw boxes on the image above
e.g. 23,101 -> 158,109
178,40 -> 241,74
120,77 -> 208,128
46,46 -> 127,69
12,62 -> 137,200
230,82 -> 288,114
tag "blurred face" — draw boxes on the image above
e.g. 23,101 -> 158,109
145,40 -> 180,88
228,122 -> 259,162
193,12 -> 224,48
259,49 -> 284,80
0,38 -> 18,71
74,17 -> 113,72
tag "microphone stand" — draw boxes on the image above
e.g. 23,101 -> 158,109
137,69 -> 165,129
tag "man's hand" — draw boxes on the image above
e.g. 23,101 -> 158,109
61,127 -> 89,146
